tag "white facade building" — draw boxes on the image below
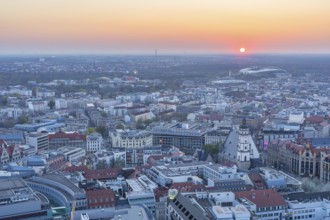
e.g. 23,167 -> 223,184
147,162 -> 210,187
0,108 -> 23,119
287,199 -> 330,220
288,112 -> 304,124
55,99 -> 68,109
203,164 -> 242,181
110,130 -> 152,148
86,132 -> 103,153
26,132 -> 49,152
27,101 -> 49,112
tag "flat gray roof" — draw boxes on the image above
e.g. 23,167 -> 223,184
40,173 -> 85,194
0,178 -> 27,191
73,206 -> 151,220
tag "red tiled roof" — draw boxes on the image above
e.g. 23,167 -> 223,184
154,187 -> 169,202
271,139 -> 330,156
6,145 -> 15,157
0,145 -> 19,158
311,147 -> 330,155
284,142 -> 304,154
65,166 -> 89,173
49,132 -> 86,141
248,173 -> 266,189
86,188 -> 115,198
235,189 -> 287,208
147,155 -> 166,165
84,168 -> 121,180
305,116 -> 325,124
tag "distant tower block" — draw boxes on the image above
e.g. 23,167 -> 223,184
229,70 -> 232,77
155,49 -> 158,57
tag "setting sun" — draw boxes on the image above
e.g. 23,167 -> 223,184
240,48 -> 246,53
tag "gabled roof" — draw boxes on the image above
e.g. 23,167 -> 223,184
235,189 -> 287,209
0,145 -> 11,158
0,139 -> 8,147
248,172 -> 266,189
6,145 -> 17,157
169,193 -> 209,220
305,115 -> 325,124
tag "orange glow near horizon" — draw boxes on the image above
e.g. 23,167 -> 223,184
0,0 -> 330,54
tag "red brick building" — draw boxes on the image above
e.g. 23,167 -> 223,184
86,189 -> 116,209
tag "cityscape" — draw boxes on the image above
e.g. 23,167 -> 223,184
1,1 -> 330,220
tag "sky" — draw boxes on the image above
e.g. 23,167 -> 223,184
1,0 -> 330,54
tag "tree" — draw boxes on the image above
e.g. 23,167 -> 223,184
2,119 -> 16,128
204,143 -> 222,155
18,116 -> 29,124
100,111 -> 108,118
136,118 -> 145,129
96,160 -> 109,169
116,123 -> 125,130
48,100 -> 55,110
113,158 -> 125,168
0,96 -> 8,106
96,125 -> 107,137
86,127 -> 95,134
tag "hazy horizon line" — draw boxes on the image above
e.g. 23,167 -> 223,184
0,51 -> 330,57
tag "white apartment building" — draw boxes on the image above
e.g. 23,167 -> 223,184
27,101 -> 49,112
110,130 -> 152,148
286,192 -> 330,220
55,99 -> 68,109
86,132 -> 103,153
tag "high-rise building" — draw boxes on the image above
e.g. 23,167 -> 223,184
152,123 -> 206,154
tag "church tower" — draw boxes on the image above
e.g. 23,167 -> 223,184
236,119 -> 252,169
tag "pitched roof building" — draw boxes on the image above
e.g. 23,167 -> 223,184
235,189 -> 287,219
